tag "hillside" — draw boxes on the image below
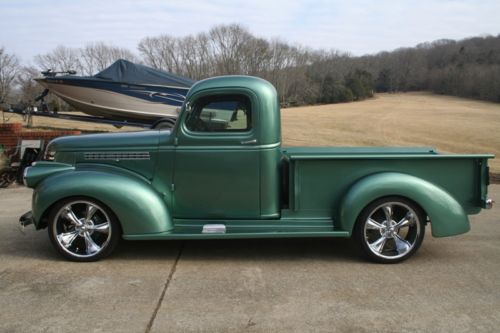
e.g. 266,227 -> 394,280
282,92 -> 500,173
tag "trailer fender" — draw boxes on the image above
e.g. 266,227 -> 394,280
339,172 -> 469,237
32,170 -> 172,235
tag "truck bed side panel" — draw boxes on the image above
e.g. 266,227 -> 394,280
285,156 -> 487,220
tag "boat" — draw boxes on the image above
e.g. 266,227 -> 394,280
34,59 -> 195,122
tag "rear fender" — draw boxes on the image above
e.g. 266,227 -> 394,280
32,169 -> 172,235
339,172 -> 469,237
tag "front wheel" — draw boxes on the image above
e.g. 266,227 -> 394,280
48,198 -> 121,262
354,197 -> 425,264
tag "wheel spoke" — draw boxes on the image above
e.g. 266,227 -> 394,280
57,231 -> 79,248
395,212 -> 414,229
64,207 -> 83,227
382,205 -> 393,222
84,232 -> 101,254
92,222 -> 110,234
366,218 -> 384,230
85,204 -> 98,223
394,234 -> 411,254
369,236 -> 387,253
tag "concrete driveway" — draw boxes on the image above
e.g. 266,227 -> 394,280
1,185 -> 499,333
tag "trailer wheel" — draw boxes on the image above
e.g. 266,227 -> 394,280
354,197 -> 425,264
151,118 -> 176,130
48,197 -> 121,262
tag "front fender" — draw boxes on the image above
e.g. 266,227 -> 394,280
339,172 -> 469,237
32,169 -> 172,235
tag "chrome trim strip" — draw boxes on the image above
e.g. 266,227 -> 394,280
176,142 -> 281,150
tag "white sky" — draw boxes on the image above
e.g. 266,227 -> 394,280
1,0 -> 499,63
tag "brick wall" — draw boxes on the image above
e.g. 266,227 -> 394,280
0,123 -> 81,154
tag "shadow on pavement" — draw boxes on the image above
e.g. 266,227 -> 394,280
114,237 -> 364,263
7,225 -> 364,263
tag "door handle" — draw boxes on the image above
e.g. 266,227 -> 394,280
241,139 -> 257,145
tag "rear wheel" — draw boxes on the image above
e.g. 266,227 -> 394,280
48,197 -> 121,262
354,197 -> 425,264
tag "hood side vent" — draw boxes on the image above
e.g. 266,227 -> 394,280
84,152 -> 150,160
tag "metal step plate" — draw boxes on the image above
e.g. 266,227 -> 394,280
202,224 -> 226,234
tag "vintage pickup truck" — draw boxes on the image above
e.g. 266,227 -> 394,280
20,76 -> 494,263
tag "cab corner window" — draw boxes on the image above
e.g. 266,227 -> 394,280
185,94 -> 251,132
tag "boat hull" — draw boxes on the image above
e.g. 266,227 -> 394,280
36,78 -> 189,122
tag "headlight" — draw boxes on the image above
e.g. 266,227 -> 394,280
22,166 -> 30,186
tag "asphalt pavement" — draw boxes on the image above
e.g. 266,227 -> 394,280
0,185 -> 499,333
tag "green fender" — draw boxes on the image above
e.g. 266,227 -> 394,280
339,172 -> 469,237
32,168 -> 173,235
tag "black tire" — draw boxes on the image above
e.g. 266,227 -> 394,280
0,168 -> 15,188
0,169 -> 9,188
151,118 -> 176,130
354,196 -> 425,264
48,197 -> 121,262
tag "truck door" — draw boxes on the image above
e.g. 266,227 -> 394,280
173,92 -> 260,219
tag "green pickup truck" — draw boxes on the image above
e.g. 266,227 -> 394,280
20,76 -> 494,263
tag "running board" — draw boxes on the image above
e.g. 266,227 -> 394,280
123,230 -> 350,241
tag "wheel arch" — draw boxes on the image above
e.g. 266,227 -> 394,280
32,169 -> 173,236
339,172 -> 470,237
38,195 -> 122,233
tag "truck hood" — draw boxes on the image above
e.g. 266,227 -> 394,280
48,130 -> 165,152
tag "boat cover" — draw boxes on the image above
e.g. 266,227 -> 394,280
94,59 -> 195,88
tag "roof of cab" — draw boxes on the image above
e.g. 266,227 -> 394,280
186,75 -> 277,100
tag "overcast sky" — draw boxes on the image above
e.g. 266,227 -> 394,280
1,0 -> 499,63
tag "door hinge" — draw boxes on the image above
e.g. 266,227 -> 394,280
171,183 -> 175,192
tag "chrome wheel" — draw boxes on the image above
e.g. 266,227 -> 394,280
49,199 -> 117,260
356,197 -> 425,263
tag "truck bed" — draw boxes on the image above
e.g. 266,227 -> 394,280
280,147 -> 493,222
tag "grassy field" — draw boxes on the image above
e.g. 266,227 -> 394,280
3,91 -> 499,172
282,92 -> 500,173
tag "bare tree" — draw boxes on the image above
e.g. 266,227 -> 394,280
0,47 -> 20,104
15,66 -> 40,104
177,34 -> 213,79
138,35 -> 182,73
80,42 -> 138,75
34,45 -> 83,73
208,24 -> 253,74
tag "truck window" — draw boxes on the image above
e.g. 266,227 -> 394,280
185,94 -> 251,132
